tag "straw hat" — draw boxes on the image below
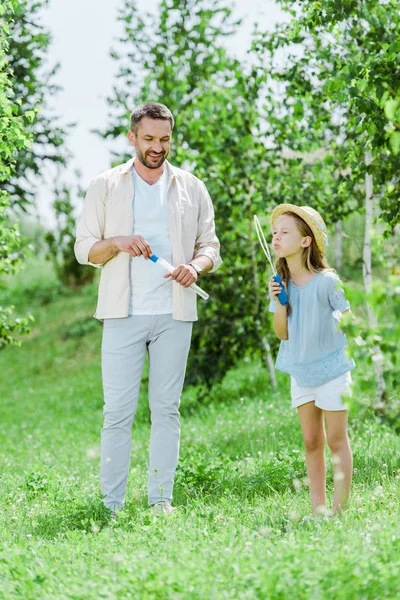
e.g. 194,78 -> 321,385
270,204 -> 329,257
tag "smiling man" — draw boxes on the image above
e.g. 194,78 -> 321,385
74,102 -> 221,516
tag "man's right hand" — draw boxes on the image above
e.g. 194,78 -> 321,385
114,235 -> 152,259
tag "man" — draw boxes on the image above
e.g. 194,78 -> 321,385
74,102 -> 221,516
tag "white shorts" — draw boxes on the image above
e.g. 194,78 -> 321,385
291,372 -> 352,411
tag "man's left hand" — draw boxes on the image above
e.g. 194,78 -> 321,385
164,264 -> 198,287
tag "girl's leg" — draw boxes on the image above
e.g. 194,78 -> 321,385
325,411 -> 352,513
297,402 -> 326,513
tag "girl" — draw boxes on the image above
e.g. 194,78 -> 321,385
269,204 -> 355,515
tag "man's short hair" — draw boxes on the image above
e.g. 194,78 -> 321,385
130,102 -> 174,133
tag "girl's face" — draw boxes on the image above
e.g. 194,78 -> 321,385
272,214 -> 311,259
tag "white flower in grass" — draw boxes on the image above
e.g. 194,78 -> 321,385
292,478 -> 302,492
86,447 -> 98,460
373,485 -> 384,497
334,471 -> 345,481
112,553 -> 124,564
289,510 -> 300,522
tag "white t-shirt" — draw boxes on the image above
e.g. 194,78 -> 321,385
129,168 -> 173,315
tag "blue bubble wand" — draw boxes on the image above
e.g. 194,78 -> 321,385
254,215 -> 289,306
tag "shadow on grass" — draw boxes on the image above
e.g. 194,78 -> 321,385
174,450 -> 307,507
29,496 -> 146,539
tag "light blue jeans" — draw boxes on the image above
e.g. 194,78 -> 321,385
100,314 -> 193,509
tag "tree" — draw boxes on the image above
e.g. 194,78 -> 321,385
102,0 -> 287,388
3,0 -> 91,289
45,178 -> 95,288
0,0 -> 33,349
256,0 -> 400,403
1,0 -> 69,211
257,0 -> 400,228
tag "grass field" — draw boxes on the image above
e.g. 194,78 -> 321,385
0,272 -> 399,599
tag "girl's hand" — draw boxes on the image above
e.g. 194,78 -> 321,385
269,277 -> 287,303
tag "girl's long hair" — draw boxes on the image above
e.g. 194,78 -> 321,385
275,212 -> 333,315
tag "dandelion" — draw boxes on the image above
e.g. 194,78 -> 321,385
292,478 -> 302,492
86,448 -> 98,460
334,470 -> 345,481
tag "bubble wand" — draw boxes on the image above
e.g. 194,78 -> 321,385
253,215 -> 289,306
148,254 -> 209,301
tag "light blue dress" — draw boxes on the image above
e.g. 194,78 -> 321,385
269,271 -> 355,387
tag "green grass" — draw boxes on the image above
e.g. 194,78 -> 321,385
0,266 -> 399,599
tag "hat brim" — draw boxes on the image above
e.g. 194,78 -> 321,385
270,204 -> 327,257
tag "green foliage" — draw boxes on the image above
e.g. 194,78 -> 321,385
343,272 -> 400,431
45,184 -> 95,288
0,304 -> 32,350
60,316 -> 100,340
1,0 -> 69,210
262,0 -> 400,229
0,0 -> 33,349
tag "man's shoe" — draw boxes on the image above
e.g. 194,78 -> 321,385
109,510 -> 118,522
151,501 -> 175,515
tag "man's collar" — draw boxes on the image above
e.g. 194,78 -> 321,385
121,157 -> 135,174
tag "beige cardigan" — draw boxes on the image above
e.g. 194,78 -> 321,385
74,158 -> 222,321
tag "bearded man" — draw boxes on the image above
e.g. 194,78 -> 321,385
75,102 -> 221,516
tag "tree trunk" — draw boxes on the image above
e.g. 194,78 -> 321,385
363,151 -> 386,403
335,221 -> 342,271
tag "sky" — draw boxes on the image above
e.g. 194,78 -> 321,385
37,0 -> 285,225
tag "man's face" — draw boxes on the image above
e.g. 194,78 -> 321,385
128,117 -> 172,169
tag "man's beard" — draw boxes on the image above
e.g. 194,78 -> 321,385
136,147 -> 168,169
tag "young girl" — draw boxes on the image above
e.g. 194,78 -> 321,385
269,204 -> 355,515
